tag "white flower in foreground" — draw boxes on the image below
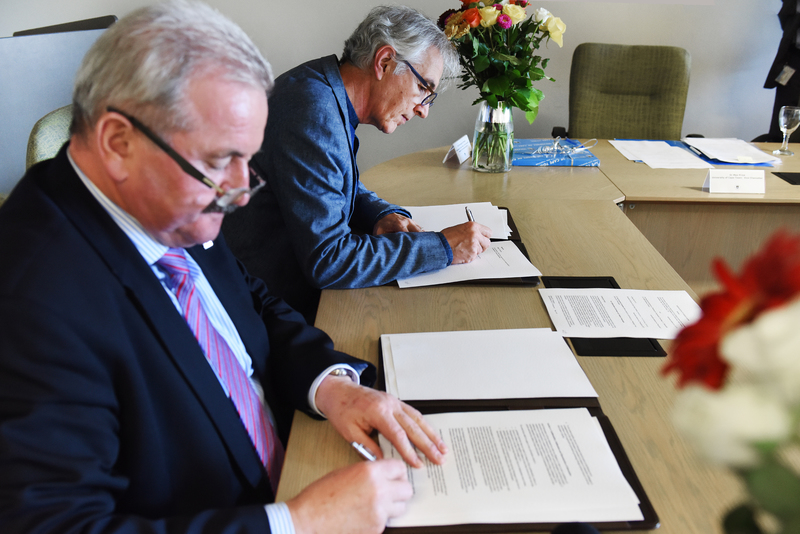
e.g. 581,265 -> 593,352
721,297 -> 800,404
673,385 -> 791,468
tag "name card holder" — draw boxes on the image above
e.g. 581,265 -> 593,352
702,169 -> 765,194
443,134 -> 471,165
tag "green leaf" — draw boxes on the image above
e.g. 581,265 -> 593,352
485,94 -> 499,108
745,459 -> 800,520
722,504 -> 764,534
525,109 -> 539,124
474,55 -> 490,73
485,76 -> 510,96
491,52 -> 521,66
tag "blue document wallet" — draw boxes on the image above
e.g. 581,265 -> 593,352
512,138 -> 600,167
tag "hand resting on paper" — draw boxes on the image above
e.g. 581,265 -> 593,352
442,221 -> 492,264
314,374 -> 448,467
373,212 -> 424,234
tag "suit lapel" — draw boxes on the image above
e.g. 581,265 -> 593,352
42,148 -> 270,493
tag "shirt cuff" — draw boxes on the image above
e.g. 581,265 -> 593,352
266,502 -> 296,534
307,364 -> 360,417
435,232 -> 454,265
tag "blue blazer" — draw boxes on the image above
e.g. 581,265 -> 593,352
223,55 -> 450,322
0,146 -> 376,533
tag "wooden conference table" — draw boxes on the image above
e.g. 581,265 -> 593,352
273,143 -> 791,533
591,140 -> 800,294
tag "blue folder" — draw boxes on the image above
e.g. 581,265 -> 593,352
512,138 -> 600,167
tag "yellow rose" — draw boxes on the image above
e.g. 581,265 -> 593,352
502,5 -> 526,25
544,16 -> 566,47
479,6 -> 500,27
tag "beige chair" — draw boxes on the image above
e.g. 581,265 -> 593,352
554,43 -> 691,140
25,104 -> 73,170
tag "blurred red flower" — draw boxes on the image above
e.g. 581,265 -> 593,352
662,230 -> 800,389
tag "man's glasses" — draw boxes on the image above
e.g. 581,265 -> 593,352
106,106 -> 264,214
400,60 -> 437,107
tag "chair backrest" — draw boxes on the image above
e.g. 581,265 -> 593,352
26,104 -> 73,170
568,43 -> 690,140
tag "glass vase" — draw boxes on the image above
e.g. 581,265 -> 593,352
472,101 -> 514,173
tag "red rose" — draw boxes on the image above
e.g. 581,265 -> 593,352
462,7 -> 481,27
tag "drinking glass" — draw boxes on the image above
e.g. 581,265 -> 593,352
773,105 -> 800,156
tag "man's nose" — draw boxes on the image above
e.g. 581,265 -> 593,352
414,103 -> 430,119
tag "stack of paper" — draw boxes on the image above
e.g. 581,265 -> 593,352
381,328 -> 597,401
405,202 -> 512,240
539,288 -> 702,339
396,241 -> 541,288
682,137 -> 781,165
381,408 -> 644,527
609,140 -> 713,169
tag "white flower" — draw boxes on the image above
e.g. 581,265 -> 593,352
672,385 -> 791,468
721,297 -> 800,404
533,8 -> 551,23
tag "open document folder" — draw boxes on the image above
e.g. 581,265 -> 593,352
397,241 -> 541,288
377,327 -> 658,531
380,409 -> 644,529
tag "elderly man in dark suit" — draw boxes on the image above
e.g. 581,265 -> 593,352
0,2 -> 447,533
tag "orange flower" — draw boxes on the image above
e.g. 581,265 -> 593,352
663,230 -> 800,389
462,7 -> 481,28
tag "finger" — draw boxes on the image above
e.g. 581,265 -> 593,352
396,409 -> 446,465
405,405 -> 448,455
377,416 -> 422,468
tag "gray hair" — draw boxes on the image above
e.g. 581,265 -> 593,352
71,0 -> 273,137
342,5 -> 459,91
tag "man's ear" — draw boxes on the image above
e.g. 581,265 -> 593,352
95,111 -> 135,183
373,45 -> 396,81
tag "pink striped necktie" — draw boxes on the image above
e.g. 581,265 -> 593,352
157,248 -> 283,493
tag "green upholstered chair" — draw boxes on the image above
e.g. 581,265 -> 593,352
25,104 -> 73,170
558,43 -> 690,140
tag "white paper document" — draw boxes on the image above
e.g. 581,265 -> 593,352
608,140 -> 713,169
405,202 -> 512,239
397,241 -> 541,288
539,288 -> 701,339
381,328 -> 597,401
683,137 -> 781,165
381,408 -> 643,527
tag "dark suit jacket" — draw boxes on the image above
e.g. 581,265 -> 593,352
0,146 -> 376,533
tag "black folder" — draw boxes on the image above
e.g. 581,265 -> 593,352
378,341 -> 660,532
540,276 -> 666,357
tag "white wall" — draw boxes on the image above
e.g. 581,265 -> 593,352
1,0 -> 781,174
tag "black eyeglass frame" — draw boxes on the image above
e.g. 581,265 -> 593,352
399,60 -> 438,107
106,106 -> 264,214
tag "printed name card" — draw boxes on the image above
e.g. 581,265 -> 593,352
702,169 -> 765,194
443,134 -> 471,165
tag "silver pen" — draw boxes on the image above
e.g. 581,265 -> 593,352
351,441 -> 377,461
465,206 -> 475,222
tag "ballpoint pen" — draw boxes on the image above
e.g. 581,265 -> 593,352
351,441 -> 377,461
465,206 -> 475,222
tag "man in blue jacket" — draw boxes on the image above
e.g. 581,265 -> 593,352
223,6 -> 492,323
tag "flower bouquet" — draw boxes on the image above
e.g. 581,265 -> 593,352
663,230 -> 800,533
438,1 -> 565,172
